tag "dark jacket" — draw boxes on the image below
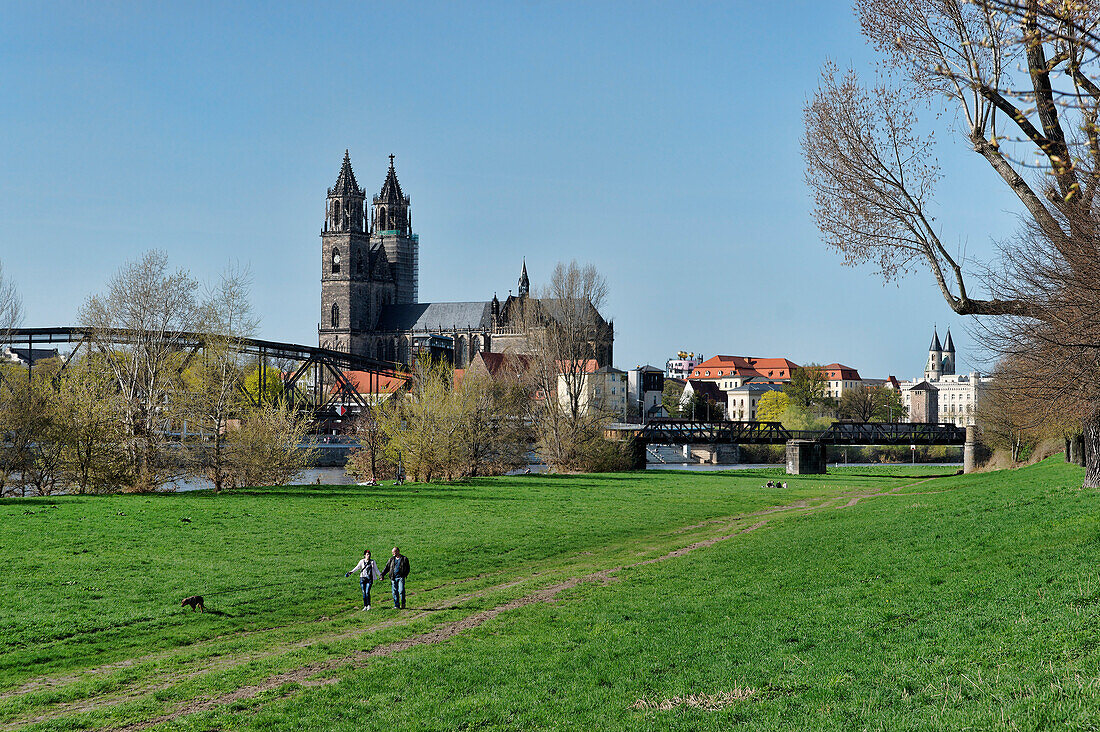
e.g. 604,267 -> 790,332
381,554 -> 410,580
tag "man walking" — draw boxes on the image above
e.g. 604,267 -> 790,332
381,546 -> 410,609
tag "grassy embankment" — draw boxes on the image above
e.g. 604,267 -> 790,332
3,460 -> 1098,729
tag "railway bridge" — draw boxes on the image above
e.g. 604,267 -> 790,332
607,419 -> 975,474
1,326 -> 407,426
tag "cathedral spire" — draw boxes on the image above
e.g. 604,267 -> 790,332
329,149 -> 363,198
378,153 -> 405,204
943,328 -> 955,353
929,327 -> 942,352
518,258 -> 530,297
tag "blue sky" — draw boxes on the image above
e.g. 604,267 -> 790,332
1,1 -> 1023,378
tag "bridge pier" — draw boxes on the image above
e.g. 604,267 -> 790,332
963,425 -> 977,474
687,443 -> 739,464
786,440 -> 826,475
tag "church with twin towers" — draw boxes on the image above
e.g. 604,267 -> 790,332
318,151 -> 614,368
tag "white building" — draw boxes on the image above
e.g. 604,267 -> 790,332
898,329 -> 989,426
725,382 -> 784,421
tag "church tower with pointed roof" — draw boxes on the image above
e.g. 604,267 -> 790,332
941,329 -> 956,376
924,327 -> 944,381
319,151 -> 395,355
371,154 -> 418,305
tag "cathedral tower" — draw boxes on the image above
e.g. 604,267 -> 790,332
319,151 -> 387,354
371,155 -> 418,304
941,329 -> 956,376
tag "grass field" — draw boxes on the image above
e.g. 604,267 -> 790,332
3,460 -> 1099,730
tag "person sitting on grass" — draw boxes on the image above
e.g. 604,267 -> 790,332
344,549 -> 380,611
380,546 -> 411,609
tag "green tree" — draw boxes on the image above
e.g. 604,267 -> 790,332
662,380 -> 684,418
838,385 -> 906,422
755,391 -> 789,423
56,355 -> 128,494
224,403 -> 316,488
784,364 -> 829,412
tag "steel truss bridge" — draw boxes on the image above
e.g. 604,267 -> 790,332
1,327 -> 408,422
627,419 -> 967,446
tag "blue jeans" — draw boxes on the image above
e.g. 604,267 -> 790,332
391,576 -> 405,608
359,578 -> 373,607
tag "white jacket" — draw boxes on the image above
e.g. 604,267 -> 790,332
350,558 -> 380,581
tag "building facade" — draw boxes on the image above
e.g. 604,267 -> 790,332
318,152 -> 612,369
666,352 -> 704,380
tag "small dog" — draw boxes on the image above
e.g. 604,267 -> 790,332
181,595 -> 205,613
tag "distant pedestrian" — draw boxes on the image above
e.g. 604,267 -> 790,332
381,546 -> 411,609
344,549 -> 380,610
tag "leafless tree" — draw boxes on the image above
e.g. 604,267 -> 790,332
518,261 -> 619,471
803,0 -> 1100,485
0,260 -> 21,338
347,407 -> 393,481
79,251 -> 200,490
458,370 -> 531,477
182,267 -> 257,493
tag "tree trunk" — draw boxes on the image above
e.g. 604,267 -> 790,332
1083,411 -> 1100,487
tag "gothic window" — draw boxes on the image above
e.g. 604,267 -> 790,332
355,250 -> 363,275
456,336 -> 467,367
378,207 -> 386,230
331,247 -> 341,273
331,303 -> 340,328
333,200 -> 341,229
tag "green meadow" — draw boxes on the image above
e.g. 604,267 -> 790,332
3,460 -> 1099,730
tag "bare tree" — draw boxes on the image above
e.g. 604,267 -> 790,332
518,261 -> 619,471
0,260 -> 22,337
458,370 -> 531,477
803,1 -> 1100,485
347,407 -> 392,481
79,251 -> 200,490
182,267 -> 257,493
839,385 -> 906,422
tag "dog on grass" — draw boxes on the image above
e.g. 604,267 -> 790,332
181,595 -> 205,613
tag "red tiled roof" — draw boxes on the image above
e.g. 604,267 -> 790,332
334,371 -> 407,395
689,355 -> 799,381
823,363 -> 862,380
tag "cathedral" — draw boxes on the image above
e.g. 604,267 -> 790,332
318,152 -> 613,369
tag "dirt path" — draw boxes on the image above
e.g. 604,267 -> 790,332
841,476 -> 943,507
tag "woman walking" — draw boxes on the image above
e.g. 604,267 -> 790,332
345,549 -> 380,610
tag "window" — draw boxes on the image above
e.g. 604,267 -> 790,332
333,200 -> 341,227
331,247 -> 341,273
331,302 -> 340,328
